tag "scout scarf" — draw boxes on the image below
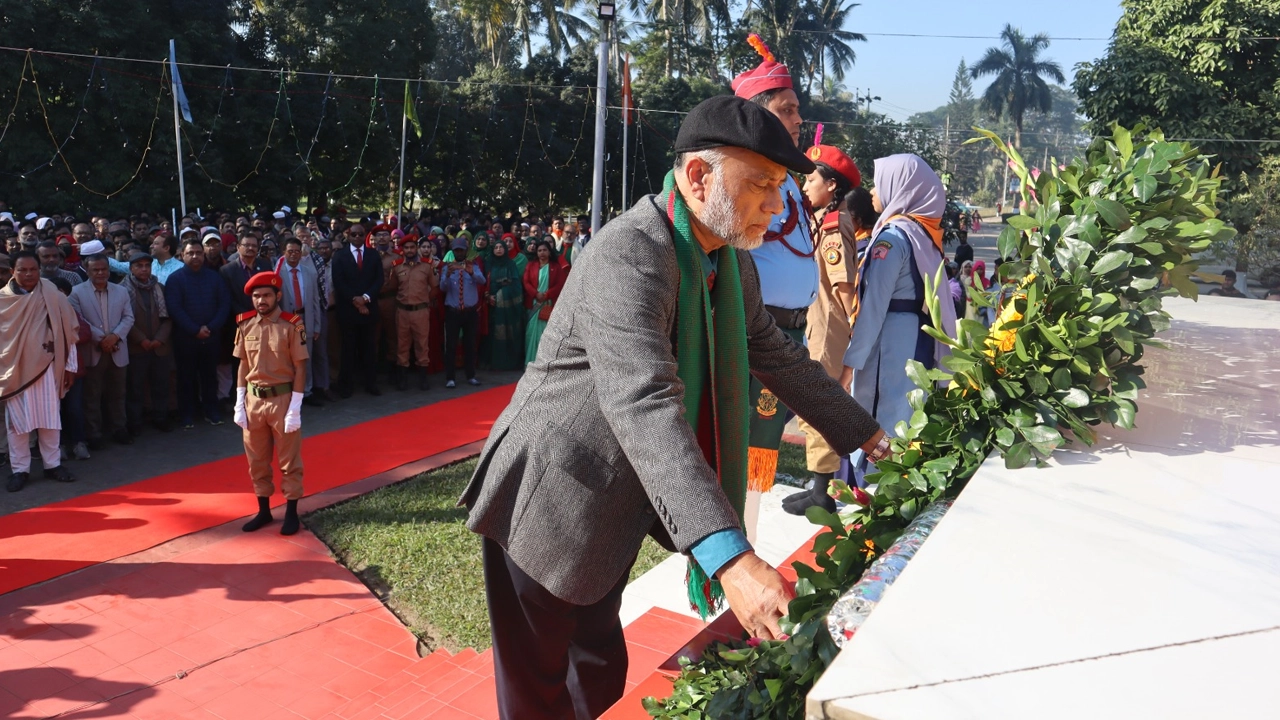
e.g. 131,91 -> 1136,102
662,170 -> 751,619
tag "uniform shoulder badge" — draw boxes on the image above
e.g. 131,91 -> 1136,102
392,258 -> 405,267
870,239 -> 893,261
825,247 -> 842,265
236,310 -> 256,324
279,311 -> 305,327
821,214 -> 840,232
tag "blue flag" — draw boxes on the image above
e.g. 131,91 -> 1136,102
169,39 -> 192,124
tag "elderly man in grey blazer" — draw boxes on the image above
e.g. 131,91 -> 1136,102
462,96 -> 892,719
276,236 -> 325,405
69,254 -> 135,447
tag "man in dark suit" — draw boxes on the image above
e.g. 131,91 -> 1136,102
220,232 -> 272,394
462,97 -> 894,719
329,222 -> 383,397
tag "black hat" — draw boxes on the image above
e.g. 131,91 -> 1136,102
674,95 -> 815,174
127,250 -> 152,265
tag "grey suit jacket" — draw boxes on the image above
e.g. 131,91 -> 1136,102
276,259 -> 323,338
462,195 -> 881,605
69,282 -> 135,367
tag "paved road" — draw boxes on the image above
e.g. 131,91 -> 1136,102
0,369 -> 523,516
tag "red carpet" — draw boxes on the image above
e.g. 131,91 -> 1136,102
0,384 -> 515,596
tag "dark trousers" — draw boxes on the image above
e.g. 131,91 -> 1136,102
444,306 -> 479,382
127,351 -> 173,428
60,377 -> 86,446
84,357 -> 128,440
483,538 -> 631,720
337,319 -> 378,392
175,338 -> 220,422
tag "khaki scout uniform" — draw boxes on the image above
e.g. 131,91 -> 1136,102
800,209 -> 862,473
387,258 -> 438,368
377,250 -> 399,362
233,308 -> 309,499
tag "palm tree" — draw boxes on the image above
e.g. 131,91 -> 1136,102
969,24 -> 1065,149
802,0 -> 866,96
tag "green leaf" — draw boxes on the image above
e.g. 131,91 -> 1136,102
1004,442 -> 1033,469
1005,214 -> 1040,231
995,427 -> 1015,447
1111,325 -> 1135,354
764,678 -> 783,700
1092,250 -> 1133,275
1093,198 -> 1132,230
1114,125 -> 1133,162
1134,173 -> 1156,202
1059,387 -> 1090,408
1021,425 -> 1064,447
997,225 -> 1021,260
1051,367 -> 1073,390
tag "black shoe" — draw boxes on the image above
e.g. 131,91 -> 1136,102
365,385 -> 382,397
338,386 -> 353,399
155,419 -> 173,433
280,499 -> 300,536
313,389 -> 331,402
46,465 -> 76,483
302,394 -> 325,408
419,370 -> 430,391
206,414 -> 224,426
113,430 -> 134,445
242,497 -> 273,532
6,472 -> 28,492
86,439 -> 106,452
396,369 -> 409,391
782,472 -> 837,516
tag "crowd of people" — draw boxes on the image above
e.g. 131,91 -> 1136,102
0,205 -> 589,493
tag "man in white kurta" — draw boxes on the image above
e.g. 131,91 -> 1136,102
1,253 -> 81,492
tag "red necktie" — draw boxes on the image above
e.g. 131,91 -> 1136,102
291,267 -> 302,311
356,247 -> 363,269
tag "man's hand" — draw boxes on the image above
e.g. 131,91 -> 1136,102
717,552 -> 795,640
196,326 -> 211,340
352,296 -> 367,310
838,365 -> 853,393
62,372 -> 75,394
100,334 -> 119,352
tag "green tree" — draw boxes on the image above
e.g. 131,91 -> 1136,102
969,24 -> 1065,150
1073,0 -> 1280,177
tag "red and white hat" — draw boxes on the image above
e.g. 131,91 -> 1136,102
731,34 -> 793,100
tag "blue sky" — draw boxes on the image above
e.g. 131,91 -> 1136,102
787,0 -> 1124,120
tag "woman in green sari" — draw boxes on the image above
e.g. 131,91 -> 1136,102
484,239 -> 525,370
522,239 -> 567,364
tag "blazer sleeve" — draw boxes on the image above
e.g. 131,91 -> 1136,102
576,226 -> 741,553
737,251 -> 880,455
111,287 -> 135,338
69,287 -> 102,342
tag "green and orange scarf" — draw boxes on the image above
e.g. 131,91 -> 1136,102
663,170 -> 751,619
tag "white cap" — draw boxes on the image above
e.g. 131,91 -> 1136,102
24,212 -> 38,221
280,205 -> 292,214
272,211 -> 286,219
36,217 -> 52,230
0,212 -> 12,223
202,232 -> 222,244
79,239 -> 106,255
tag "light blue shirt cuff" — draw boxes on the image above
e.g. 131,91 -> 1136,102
689,528 -> 752,579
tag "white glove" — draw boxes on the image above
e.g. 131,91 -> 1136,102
234,387 -> 248,429
284,391 -> 303,433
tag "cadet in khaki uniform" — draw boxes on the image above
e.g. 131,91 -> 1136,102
233,271 -> 309,535
785,145 -> 866,515
387,235 -> 439,390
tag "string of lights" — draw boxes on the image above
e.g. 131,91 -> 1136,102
326,75 -> 381,196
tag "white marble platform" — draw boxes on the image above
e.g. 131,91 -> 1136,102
807,296 -> 1280,719
620,484 -> 819,627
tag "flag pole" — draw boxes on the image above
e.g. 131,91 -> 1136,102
170,39 -> 187,218
397,94 -> 408,225
621,55 -> 629,212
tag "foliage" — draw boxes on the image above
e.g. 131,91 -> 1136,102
645,124 -> 1232,718
1211,156 -> 1280,278
969,24 -> 1066,150
1073,0 -> 1280,178
309,457 -> 672,652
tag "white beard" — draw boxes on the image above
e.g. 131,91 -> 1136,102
697,178 -> 764,251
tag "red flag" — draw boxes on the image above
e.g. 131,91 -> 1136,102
622,54 -> 635,125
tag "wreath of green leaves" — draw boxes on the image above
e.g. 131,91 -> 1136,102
645,125 -> 1234,719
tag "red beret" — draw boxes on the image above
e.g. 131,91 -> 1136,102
732,61 -> 792,100
244,271 -> 283,295
807,145 -> 861,188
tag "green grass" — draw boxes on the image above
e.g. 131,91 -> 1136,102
307,457 -> 672,652
776,438 -> 809,488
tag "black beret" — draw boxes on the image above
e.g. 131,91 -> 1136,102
674,95 -> 815,174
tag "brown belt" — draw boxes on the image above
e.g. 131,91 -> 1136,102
397,301 -> 430,311
248,382 -> 292,398
766,305 -> 809,330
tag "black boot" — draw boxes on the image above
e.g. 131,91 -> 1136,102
396,367 -> 409,391
419,368 -> 430,391
783,472 -> 837,516
280,500 -> 301,536
242,496 -> 273,532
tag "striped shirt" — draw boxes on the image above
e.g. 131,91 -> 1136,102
4,349 -> 78,434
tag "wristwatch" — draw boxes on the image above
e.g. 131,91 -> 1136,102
864,433 -> 892,464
